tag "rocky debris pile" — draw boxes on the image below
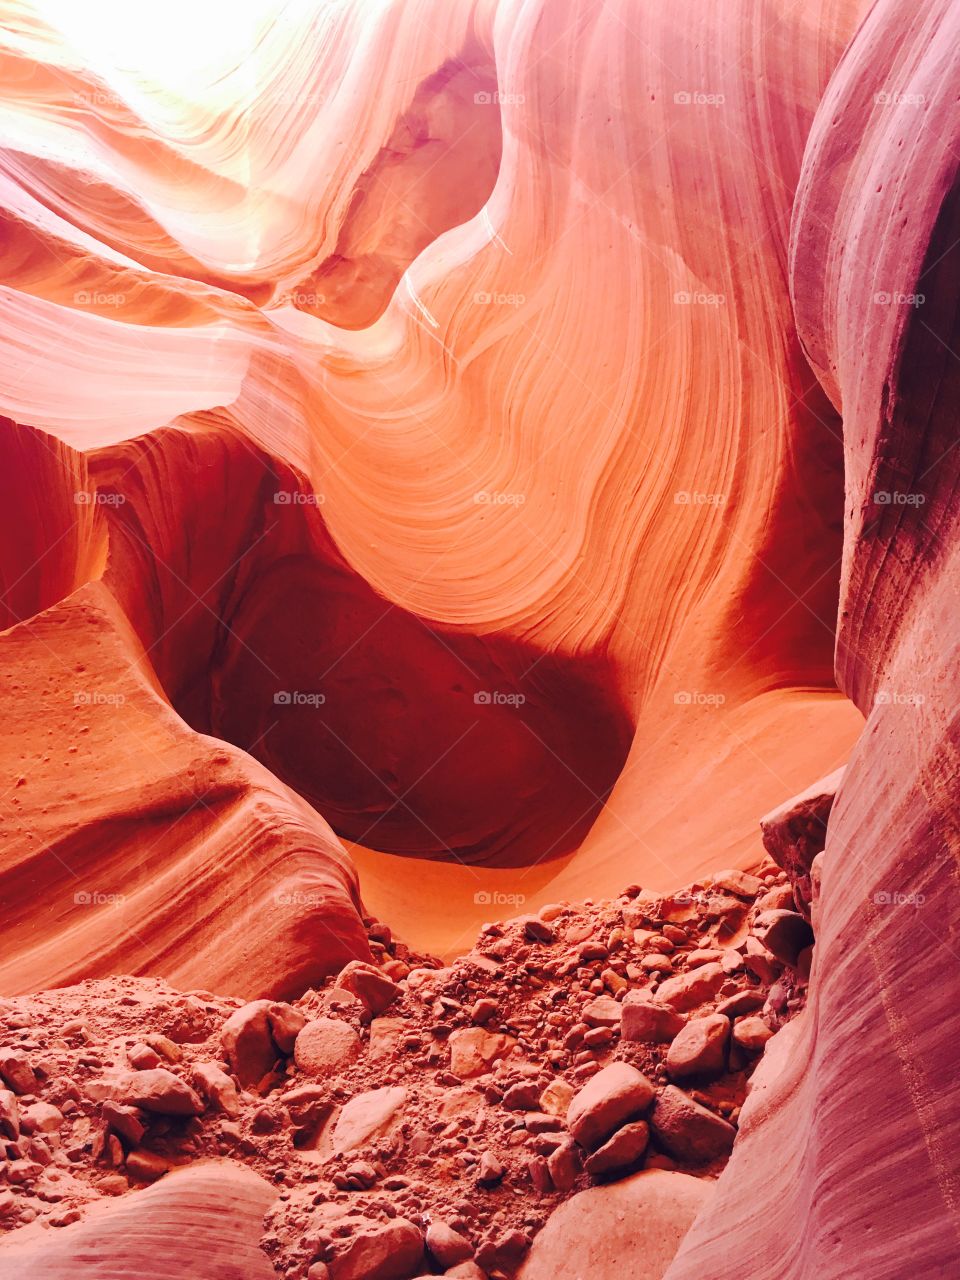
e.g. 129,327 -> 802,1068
0,865 -> 815,1277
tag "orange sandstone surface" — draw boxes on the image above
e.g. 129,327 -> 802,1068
1,0 -> 958,1276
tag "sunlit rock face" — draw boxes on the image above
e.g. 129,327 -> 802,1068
3,0 -> 960,1276
0,0 -> 867,985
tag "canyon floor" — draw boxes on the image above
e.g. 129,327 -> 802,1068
0,855 -> 813,1279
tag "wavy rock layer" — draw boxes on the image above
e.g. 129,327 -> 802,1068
0,0 -> 867,982
0,1162 -> 275,1279
669,0 -> 960,1275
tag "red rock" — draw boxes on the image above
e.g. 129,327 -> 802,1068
502,1081 -> 541,1110
332,1085 -> 407,1153
329,1218 -> 424,1280
476,1229 -> 531,1271
732,1016 -> 773,1052
582,995 -> 621,1027
19,1102 -> 63,1134
190,1061 -> 241,1116
0,1051 -> 38,1095
753,910 -> 815,967
426,1220 -> 473,1267
567,1062 -> 655,1151
0,1088 -> 19,1140
125,1150 -> 173,1182
477,1151 -> 506,1186
711,870 -> 763,898
620,994 -> 686,1043
116,1068 -> 203,1116
760,768 -> 843,917
655,964 -> 726,1012
685,949 -> 723,969
665,1015 -> 730,1081
127,1043 -> 162,1070
547,1137 -> 581,1190
448,1027 -> 516,1079
470,998 -> 498,1024
294,1018 -> 362,1077
336,961 -> 402,1016
221,998 -> 300,1090
649,1086 -> 736,1163
714,991 -> 764,1018
524,918 -> 556,944
101,1101 -> 146,1146
584,1120 -> 649,1177
539,1078 -> 576,1116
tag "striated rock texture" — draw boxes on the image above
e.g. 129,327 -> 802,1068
2,0 -> 960,1276
0,0 -> 867,984
668,0 -> 960,1276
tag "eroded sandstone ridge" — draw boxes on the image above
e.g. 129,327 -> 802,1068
1,0 -> 959,1275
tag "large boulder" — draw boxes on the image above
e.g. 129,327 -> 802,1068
649,1086 -> 736,1163
220,1001 -> 306,1087
115,1069 -> 203,1116
621,995 -> 687,1043
332,1086 -> 407,1154
329,1218 -> 424,1280
759,767 -> 844,918
518,1169 -> 713,1279
294,1019 -> 362,1077
665,1016 -> 730,1081
655,964 -> 725,1012
567,1063 -> 655,1150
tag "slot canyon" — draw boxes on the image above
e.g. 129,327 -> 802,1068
0,0 -> 957,1276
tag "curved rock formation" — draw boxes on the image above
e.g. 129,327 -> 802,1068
3,0 -> 960,1276
0,1162 -> 276,1279
0,0 -> 868,984
669,0 -> 960,1275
